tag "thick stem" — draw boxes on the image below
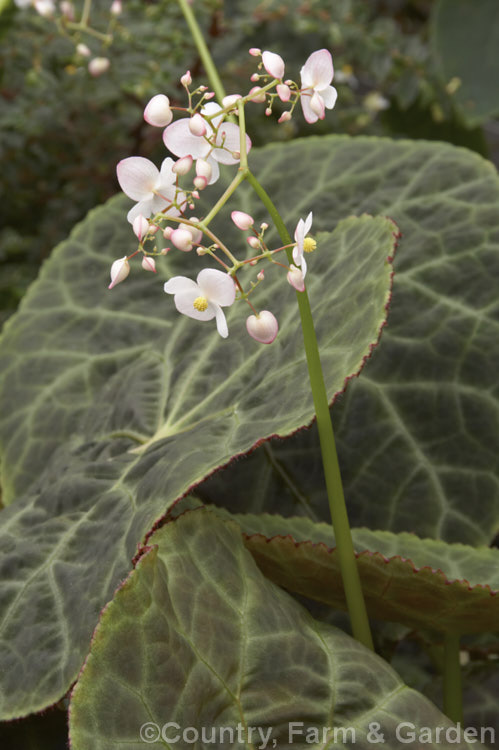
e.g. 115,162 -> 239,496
245,171 -> 373,651
443,633 -> 464,724
177,0 -> 227,106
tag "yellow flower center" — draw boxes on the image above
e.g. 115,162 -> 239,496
193,296 -> 208,312
303,237 -> 317,253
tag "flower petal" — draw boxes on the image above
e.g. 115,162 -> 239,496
214,306 -> 229,338
117,157 -> 158,201
164,276 -> 199,295
262,51 -> 285,79
304,211 -> 313,235
300,49 -> 334,90
300,90 -> 319,124
212,124 -> 251,164
127,198 -> 154,224
319,85 -> 338,110
163,119 -> 210,160
174,292 -> 217,321
197,268 -> 236,306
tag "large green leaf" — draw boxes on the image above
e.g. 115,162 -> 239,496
431,0 -> 499,126
0,167 -> 395,717
69,509 -> 479,750
200,508 -> 499,634
196,136 -> 499,546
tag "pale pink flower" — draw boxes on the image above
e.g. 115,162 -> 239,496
144,95 -> 172,127
246,311 -> 278,344
163,102 -> 251,185
108,257 -> 130,289
300,49 -> 338,124
141,256 -> 156,273
262,51 -> 285,79
231,211 -> 254,230
287,264 -> 305,292
164,268 -> 236,338
293,211 -> 313,277
117,156 -> 182,224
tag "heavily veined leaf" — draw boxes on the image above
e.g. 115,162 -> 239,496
431,0 -> 499,126
201,507 -> 499,634
69,510 -> 480,750
0,179 -> 395,718
196,136 -> 499,546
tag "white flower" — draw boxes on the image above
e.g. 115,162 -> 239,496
293,211 -> 313,277
116,156 -> 183,224
164,268 -> 236,338
163,102 -> 251,185
300,49 -> 338,124
246,311 -> 278,344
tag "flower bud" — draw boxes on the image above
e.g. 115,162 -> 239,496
231,210 -> 254,231
191,190 -> 200,200
172,155 -> 193,176
204,92 -> 215,100
180,70 -> 192,87
189,113 -> 206,137
163,226 -> 173,239
108,257 -> 130,289
262,51 -> 285,79
287,264 -> 305,292
276,83 -> 291,102
247,236 -> 260,249
76,43 -> 91,57
246,311 -> 278,344
88,57 -> 110,77
133,214 -> 149,241
193,176 -> 207,191
248,86 -> 266,103
60,1 -> 75,20
141,256 -> 156,273
185,218 -> 203,245
260,222 -> 268,230
195,158 -> 212,181
278,111 -> 292,123
222,94 -> 242,109
257,270 -> 264,281
249,47 -> 261,57
110,0 -> 122,14
265,107 -> 272,117
250,73 -> 260,82
34,0 -> 55,17
149,224 -> 160,235
171,228 -> 193,252
144,94 -> 172,127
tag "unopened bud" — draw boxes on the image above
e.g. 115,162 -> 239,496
247,236 -> 260,249
76,43 -> 91,57
108,257 -> 130,289
185,218 -> 203,245
144,94 -> 172,127
278,111 -> 292,123
250,73 -> 260,83
257,270 -> 264,281
222,94 -> 242,109
277,83 -> 291,102
34,0 -> 55,17
262,50 -> 285,79
110,0 -> 122,15
248,86 -> 266,103
195,158 -> 212,181
189,113 -> 206,136
260,222 -> 269,231
88,57 -> 110,77
287,264 -> 305,292
141,256 -> 156,273
133,214 -> 149,241
149,225 -> 160,235
172,154 -> 193,176
193,176 -> 207,191
171,228 -> 194,252
163,226 -> 173,239
246,311 -> 278,344
191,190 -> 200,200
265,107 -> 272,116
60,1 -> 75,20
231,210 -> 254,231
204,92 -> 215,100
180,70 -> 192,87
249,47 -> 261,57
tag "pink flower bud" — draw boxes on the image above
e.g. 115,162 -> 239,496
222,94 -> 242,109
287,264 -> 305,292
204,92 -> 215,100
195,158 -> 212,181
88,57 -> 110,77
278,111 -> 292,123
193,176 -> 207,191
247,236 -> 260,249
260,222 -> 269,230
189,203 -> 195,210
110,0 -> 122,15
257,270 -> 264,281
172,155 -> 193,175
144,94 -> 172,127
231,210 -> 254,231
141,256 -> 156,273
76,43 -> 91,57
133,214 -> 149,241
246,311 -> 278,344
108,257 -> 130,289
248,86 -> 266,103
249,47 -> 261,57
163,226 -> 173,239
180,70 -> 192,87
60,1 -> 75,20
160,247 -> 170,255
189,113 -> 206,136
250,73 -> 260,82
262,51 -> 285,79
171,228 -> 193,252
276,83 -> 291,102
265,107 -> 272,116
149,225 -> 160,235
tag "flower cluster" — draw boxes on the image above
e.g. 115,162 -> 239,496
112,49 -> 335,343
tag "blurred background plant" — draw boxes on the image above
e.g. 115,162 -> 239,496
1,0 -> 498,325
